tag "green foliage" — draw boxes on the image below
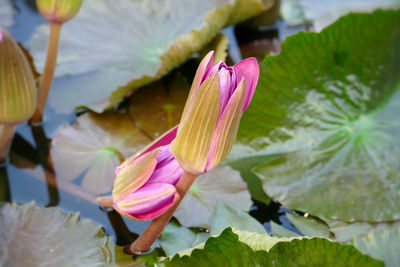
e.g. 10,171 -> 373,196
228,154 -> 277,204
161,202 -> 265,256
238,9 -> 400,222
163,228 -> 383,266
353,225 -> 400,267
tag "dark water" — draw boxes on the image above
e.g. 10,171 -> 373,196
2,0 -> 307,246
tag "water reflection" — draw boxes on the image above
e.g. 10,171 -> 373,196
0,165 -> 11,202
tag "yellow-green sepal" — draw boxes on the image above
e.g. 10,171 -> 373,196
171,73 -> 220,175
36,0 -> 83,23
0,29 -> 36,125
112,148 -> 160,202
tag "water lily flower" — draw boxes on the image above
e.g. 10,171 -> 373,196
112,127 -> 184,221
170,51 -> 259,174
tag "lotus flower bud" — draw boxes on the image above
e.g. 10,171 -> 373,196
170,51 -> 259,174
36,0 -> 83,24
0,28 -> 36,125
112,127 -> 184,221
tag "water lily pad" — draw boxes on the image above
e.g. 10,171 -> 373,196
161,221 -> 209,257
129,73 -> 189,139
228,154 -> 277,204
200,33 -> 229,63
271,221 -> 300,237
0,202 -> 113,266
281,0 -> 399,26
29,0 -> 270,113
210,201 -> 266,235
0,0 -> 14,28
353,224 -> 400,267
161,202 -> 265,256
323,218 -> 400,243
174,165 -> 252,228
286,213 -> 331,237
51,112 -> 151,195
239,10 -> 400,222
163,228 -> 383,266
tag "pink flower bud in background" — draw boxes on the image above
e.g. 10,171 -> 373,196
112,127 -> 183,221
170,51 -> 259,175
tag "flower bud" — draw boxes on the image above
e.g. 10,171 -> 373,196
170,51 -> 259,174
36,0 -> 83,24
0,28 -> 36,125
112,127 -> 184,221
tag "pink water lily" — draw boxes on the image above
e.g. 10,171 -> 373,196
112,127 -> 183,221
171,51 -> 259,174
111,51 -> 259,221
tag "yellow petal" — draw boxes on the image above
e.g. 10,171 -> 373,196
206,79 -> 245,171
112,148 -> 160,201
179,51 -> 214,127
171,73 -> 220,174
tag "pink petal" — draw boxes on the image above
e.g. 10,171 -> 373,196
113,148 -> 160,201
217,67 -> 237,117
114,183 -> 177,221
205,79 -> 246,172
147,145 -> 184,185
0,28 -> 3,42
139,126 -> 178,157
202,61 -> 224,82
233,57 -> 259,112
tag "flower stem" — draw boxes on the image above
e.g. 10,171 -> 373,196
30,22 -> 62,124
0,124 -> 16,162
128,171 -> 197,254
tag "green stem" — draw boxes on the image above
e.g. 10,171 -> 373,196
128,171 -> 198,254
0,124 -> 16,162
30,22 -> 62,124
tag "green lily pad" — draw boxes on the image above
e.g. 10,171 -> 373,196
29,0 -> 270,113
228,154 -> 278,204
161,202 -> 265,256
210,201 -> 266,235
281,0 -> 399,26
51,111 -> 151,195
199,33 -> 229,63
353,224 -> 400,267
324,219 -> 400,267
0,0 -> 14,28
270,221 -> 300,237
286,213 -> 331,238
174,165 -> 252,228
0,202 -> 113,266
129,72 -> 189,139
163,228 -> 383,266
239,10 -> 400,222
323,218 -> 400,242
161,220 -> 209,257
270,213 -> 331,238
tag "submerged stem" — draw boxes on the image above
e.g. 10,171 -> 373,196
30,22 -> 62,124
0,124 -> 16,162
128,171 -> 197,254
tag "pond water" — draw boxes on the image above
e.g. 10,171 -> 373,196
2,0 -> 307,247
